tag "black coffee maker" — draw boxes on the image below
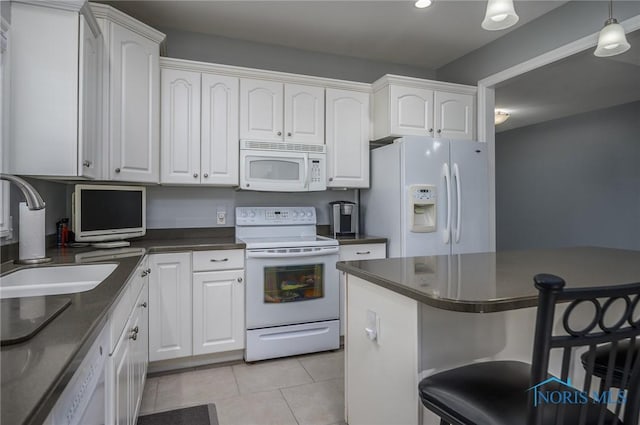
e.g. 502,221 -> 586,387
329,201 -> 359,237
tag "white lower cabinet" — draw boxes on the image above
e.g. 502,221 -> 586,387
148,252 -> 192,361
339,243 -> 386,336
107,258 -> 150,425
193,269 -> 245,355
149,250 -> 245,362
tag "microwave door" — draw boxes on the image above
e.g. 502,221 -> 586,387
241,151 -> 307,191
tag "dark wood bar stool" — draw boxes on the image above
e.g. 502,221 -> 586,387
418,274 -> 640,425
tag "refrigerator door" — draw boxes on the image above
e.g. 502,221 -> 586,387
449,140 -> 490,254
401,137 -> 451,257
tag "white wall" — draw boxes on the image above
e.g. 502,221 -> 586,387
146,186 -> 357,229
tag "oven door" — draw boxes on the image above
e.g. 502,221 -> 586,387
245,246 -> 339,329
240,149 -> 309,192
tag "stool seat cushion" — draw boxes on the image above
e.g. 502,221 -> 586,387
418,361 -> 622,425
581,341 -> 638,387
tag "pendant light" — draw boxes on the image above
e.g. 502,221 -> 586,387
482,0 -> 519,31
594,0 -> 630,57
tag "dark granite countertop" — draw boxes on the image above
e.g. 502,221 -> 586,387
336,247 -> 640,313
0,234 -> 243,425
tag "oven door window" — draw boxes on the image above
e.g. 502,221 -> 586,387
264,263 -> 324,303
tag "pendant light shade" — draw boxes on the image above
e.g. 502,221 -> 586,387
594,18 -> 631,57
482,0 -> 519,31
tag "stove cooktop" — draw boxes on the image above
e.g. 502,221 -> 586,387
238,234 -> 338,249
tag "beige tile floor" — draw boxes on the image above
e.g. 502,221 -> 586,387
139,349 -> 347,425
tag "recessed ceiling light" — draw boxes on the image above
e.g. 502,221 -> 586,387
495,110 -> 510,125
415,0 -> 433,9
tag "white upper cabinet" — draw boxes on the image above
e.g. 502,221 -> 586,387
200,73 -> 239,185
390,85 -> 434,137
107,24 -> 160,182
160,61 -> 239,186
8,3 -> 102,178
434,91 -> 474,140
240,79 -> 283,142
92,3 -> 165,183
326,88 -> 370,188
161,69 -> 201,184
373,75 -> 476,141
240,79 -> 324,144
284,84 -> 325,145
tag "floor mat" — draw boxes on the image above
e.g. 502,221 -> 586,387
137,404 -> 218,425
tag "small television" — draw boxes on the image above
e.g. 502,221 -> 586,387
73,184 -> 146,248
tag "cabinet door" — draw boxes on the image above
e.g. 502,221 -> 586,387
109,23 -> 160,182
239,79 -> 283,141
390,85 -> 434,137
78,15 -> 102,179
149,253 -> 192,361
201,73 -> 239,185
110,330 -> 132,425
284,84 -> 324,145
192,269 -> 245,355
434,91 -> 474,140
160,69 -> 201,184
326,89 -> 370,188
131,282 -> 148,419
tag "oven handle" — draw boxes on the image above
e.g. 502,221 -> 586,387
246,247 -> 339,259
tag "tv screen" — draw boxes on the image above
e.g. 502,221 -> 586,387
74,185 -> 146,242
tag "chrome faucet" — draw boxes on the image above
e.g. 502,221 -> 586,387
0,173 -> 51,264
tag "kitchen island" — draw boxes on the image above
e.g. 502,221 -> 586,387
336,247 -> 640,425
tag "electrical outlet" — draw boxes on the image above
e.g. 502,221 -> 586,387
216,210 -> 226,225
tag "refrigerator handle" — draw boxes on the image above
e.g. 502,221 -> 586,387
442,163 -> 451,244
453,163 -> 461,243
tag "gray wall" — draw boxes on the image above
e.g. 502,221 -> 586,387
495,101 -> 640,251
437,1 -> 640,85
159,27 -> 435,84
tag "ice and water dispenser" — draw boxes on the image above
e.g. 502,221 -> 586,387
408,184 -> 436,232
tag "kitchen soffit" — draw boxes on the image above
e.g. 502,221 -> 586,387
98,0 -> 567,70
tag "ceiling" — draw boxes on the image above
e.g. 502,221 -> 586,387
102,0 -> 567,70
495,29 -> 640,133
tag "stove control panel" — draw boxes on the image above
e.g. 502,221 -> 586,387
236,207 -> 316,226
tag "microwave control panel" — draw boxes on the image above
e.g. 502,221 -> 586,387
308,158 -> 326,191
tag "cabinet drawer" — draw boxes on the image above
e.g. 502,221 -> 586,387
192,249 -> 244,272
339,243 -> 386,261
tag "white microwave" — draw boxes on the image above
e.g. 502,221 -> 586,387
239,140 -> 326,192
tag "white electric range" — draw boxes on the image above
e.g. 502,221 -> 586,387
236,206 -> 340,362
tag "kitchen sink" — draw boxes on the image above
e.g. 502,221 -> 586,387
0,263 -> 118,299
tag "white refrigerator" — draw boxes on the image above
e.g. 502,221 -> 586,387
362,136 -> 490,257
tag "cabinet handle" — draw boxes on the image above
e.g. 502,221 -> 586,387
210,258 -> 229,262
237,277 -> 243,283
141,270 -> 147,277
146,268 -> 151,274
133,326 -> 139,333
328,177 -> 333,182
437,129 -> 442,134
428,128 -> 433,133
204,173 -> 209,178
193,172 -> 199,178
115,168 -> 121,173
140,302 -> 147,308
287,132 -> 292,137
277,131 -> 282,136
83,160 -> 92,167
356,251 -> 371,255
130,332 -> 137,341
